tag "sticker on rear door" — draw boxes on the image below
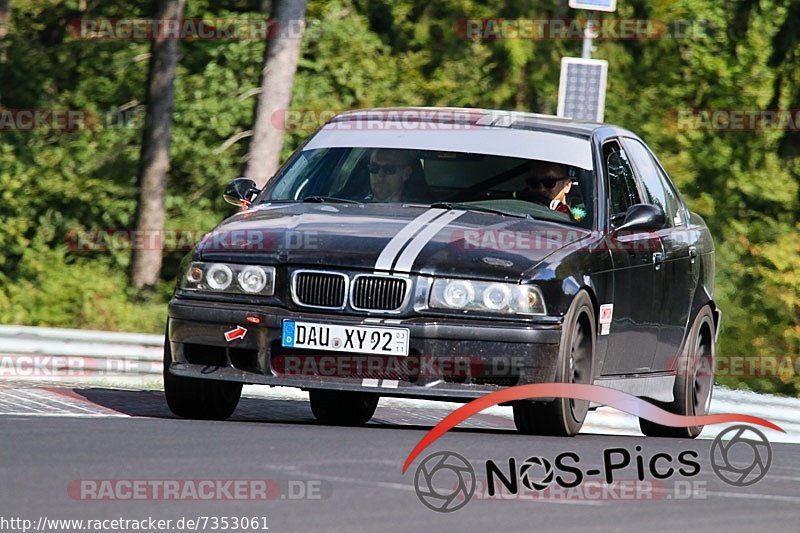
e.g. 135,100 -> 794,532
599,304 -> 613,336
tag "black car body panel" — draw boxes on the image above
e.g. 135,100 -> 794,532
195,203 -> 587,280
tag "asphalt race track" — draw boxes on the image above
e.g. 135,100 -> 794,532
0,385 -> 798,532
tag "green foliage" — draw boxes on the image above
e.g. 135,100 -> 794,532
0,242 -> 168,332
0,0 -> 798,395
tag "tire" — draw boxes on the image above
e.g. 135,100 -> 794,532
513,291 -> 596,436
163,333 -> 242,420
639,306 -> 715,438
309,389 -> 379,426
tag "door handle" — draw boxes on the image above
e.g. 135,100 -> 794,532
689,246 -> 697,264
652,252 -> 664,270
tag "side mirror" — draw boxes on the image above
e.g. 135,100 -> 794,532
223,177 -> 260,207
614,204 -> 665,233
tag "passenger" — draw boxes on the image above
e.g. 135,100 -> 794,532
515,161 -> 574,217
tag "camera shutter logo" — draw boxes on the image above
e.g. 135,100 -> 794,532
413,451 -> 475,513
519,456 -> 554,491
710,425 -> 772,487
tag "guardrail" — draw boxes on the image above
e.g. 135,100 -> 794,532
0,325 -> 163,377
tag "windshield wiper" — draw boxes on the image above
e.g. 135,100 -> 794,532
301,196 -> 362,204
430,202 -> 532,220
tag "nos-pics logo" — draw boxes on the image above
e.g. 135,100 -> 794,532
412,424 -> 773,512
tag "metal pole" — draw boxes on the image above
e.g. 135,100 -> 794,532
581,15 -> 596,59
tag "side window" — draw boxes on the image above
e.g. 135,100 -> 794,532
603,140 -> 641,224
624,138 -> 681,227
656,166 -> 684,226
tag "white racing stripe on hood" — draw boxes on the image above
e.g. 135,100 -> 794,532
373,209 -> 447,271
392,210 -> 466,273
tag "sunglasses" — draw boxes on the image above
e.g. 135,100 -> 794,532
368,163 -> 403,175
527,176 -> 566,189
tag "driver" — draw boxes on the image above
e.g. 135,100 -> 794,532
365,149 -> 414,202
514,161 -> 574,217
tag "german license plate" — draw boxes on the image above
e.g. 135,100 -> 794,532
281,320 -> 409,356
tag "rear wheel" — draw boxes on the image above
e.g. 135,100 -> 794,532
639,306 -> 715,438
513,291 -> 596,436
309,390 -> 379,426
163,334 -> 242,420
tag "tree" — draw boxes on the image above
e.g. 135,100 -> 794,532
244,0 -> 307,188
0,0 -> 9,65
130,0 -> 186,288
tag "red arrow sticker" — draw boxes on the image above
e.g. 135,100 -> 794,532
224,326 -> 247,342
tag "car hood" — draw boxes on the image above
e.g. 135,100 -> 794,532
197,203 -> 589,280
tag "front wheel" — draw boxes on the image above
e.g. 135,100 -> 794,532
639,306 -> 716,438
513,291 -> 596,436
163,334 -> 242,420
309,390 -> 379,426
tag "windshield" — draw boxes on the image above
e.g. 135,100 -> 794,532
260,132 -> 595,227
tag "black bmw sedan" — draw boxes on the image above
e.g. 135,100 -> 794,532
164,108 -> 719,437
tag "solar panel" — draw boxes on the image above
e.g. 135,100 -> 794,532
568,0 -> 617,12
556,57 -> 608,122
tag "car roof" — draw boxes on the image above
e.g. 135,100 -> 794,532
330,107 -> 636,140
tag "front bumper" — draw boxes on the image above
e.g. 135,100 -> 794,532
167,297 -> 562,400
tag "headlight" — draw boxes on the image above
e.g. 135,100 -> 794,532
483,283 -> 511,310
430,278 -> 546,316
206,264 -> 233,290
443,279 -> 475,308
180,261 -> 275,295
238,266 -> 269,293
